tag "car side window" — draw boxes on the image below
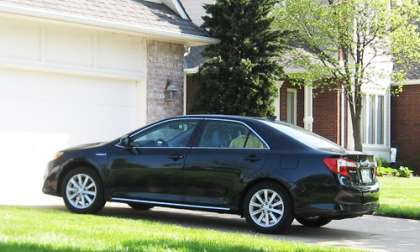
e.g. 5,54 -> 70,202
245,133 -> 265,149
198,121 -> 266,149
131,120 -> 199,148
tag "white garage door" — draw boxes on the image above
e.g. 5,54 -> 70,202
0,68 -> 141,204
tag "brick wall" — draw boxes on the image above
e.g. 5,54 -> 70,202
313,90 -> 341,144
147,41 -> 185,123
391,85 -> 420,174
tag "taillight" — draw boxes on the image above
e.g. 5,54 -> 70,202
323,157 -> 357,177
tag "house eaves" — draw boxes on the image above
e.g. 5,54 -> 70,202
0,0 -> 218,46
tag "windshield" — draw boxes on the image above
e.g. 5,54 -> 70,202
262,120 -> 344,151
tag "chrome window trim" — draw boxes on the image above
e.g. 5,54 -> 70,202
115,117 -> 271,150
111,197 -> 230,211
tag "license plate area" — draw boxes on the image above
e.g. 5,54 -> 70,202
360,169 -> 372,183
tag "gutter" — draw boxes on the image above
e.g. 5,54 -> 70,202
0,2 -> 219,46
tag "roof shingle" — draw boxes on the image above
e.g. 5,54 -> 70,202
0,0 -> 208,38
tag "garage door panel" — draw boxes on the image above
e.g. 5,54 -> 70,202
0,69 -> 138,108
0,69 -> 142,204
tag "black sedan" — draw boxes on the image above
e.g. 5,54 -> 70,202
43,115 -> 379,233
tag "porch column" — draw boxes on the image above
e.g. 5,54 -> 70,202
303,86 -> 314,131
274,81 -> 284,120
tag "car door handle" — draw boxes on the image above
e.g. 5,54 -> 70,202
245,155 -> 261,162
168,154 -> 184,161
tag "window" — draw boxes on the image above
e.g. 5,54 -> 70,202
131,120 -> 198,148
362,95 -> 385,145
286,89 -> 297,125
262,120 -> 344,151
198,121 -> 266,149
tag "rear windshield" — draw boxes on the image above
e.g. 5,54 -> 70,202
262,120 -> 344,151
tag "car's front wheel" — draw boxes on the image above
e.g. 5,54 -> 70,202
243,182 -> 293,234
62,167 -> 105,214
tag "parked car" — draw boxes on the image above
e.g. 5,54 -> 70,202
43,115 -> 379,233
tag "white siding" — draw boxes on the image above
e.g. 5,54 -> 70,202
0,15 -> 147,80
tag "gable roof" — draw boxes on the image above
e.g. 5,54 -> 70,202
0,0 -> 217,45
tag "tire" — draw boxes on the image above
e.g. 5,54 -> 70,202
243,182 -> 294,234
61,167 -> 105,214
296,216 -> 331,228
128,203 -> 153,211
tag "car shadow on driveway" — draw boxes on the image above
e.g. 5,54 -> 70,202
104,207 -> 371,239
43,204 -> 371,239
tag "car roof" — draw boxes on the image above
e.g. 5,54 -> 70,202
171,114 -> 271,123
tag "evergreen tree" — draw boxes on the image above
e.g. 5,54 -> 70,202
192,0 -> 288,117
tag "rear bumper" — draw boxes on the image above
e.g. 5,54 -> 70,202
295,201 -> 379,219
295,184 -> 380,219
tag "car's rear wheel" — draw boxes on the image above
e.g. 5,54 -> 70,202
243,182 -> 293,234
62,167 -> 105,214
128,203 -> 153,211
296,216 -> 331,227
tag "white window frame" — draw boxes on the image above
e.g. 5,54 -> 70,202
362,94 -> 385,146
286,88 -> 298,125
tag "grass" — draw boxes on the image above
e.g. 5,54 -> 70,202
377,176 -> 420,220
0,207 -> 359,252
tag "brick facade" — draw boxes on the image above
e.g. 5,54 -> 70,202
391,85 -> 420,174
313,90 -> 341,144
279,83 -> 341,144
147,41 -> 185,123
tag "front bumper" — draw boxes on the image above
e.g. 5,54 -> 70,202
42,160 -> 62,196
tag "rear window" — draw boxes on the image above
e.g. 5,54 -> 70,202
262,120 -> 344,151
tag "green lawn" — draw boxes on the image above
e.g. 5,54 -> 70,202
377,176 -> 420,220
0,207 -> 358,252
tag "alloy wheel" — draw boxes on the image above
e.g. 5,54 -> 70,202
65,174 -> 97,209
249,189 -> 284,228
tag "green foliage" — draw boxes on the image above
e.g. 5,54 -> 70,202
377,165 -> 414,178
192,0 -> 289,117
377,166 -> 398,177
0,207 -> 361,252
375,157 -> 391,169
397,166 -> 414,178
274,0 -> 420,150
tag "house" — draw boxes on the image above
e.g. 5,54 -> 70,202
180,0 -> 420,174
0,0 -> 217,204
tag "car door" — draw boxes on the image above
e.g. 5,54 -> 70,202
183,119 -> 269,208
109,119 -> 200,203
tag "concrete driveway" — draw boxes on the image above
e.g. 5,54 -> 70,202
92,205 -> 417,252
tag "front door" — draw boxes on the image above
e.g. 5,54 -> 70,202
109,119 -> 200,203
183,119 -> 268,208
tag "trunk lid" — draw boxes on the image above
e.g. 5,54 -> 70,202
343,153 -> 377,187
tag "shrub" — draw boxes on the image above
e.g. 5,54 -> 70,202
397,166 -> 414,178
375,157 -> 391,168
377,166 -> 396,177
377,166 -> 414,178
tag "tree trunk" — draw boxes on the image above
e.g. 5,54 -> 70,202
350,107 -> 363,151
